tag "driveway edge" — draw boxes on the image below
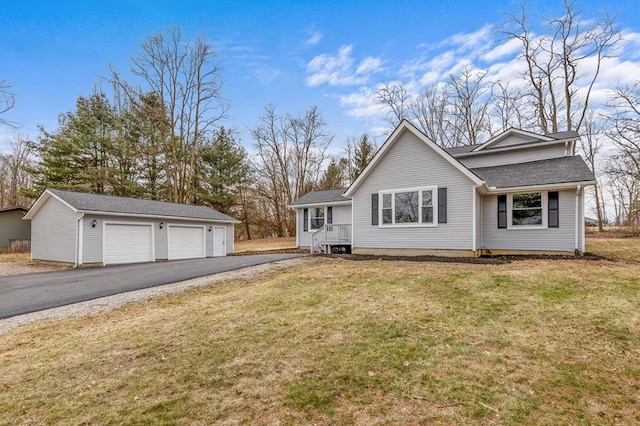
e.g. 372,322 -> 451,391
0,257 -> 310,335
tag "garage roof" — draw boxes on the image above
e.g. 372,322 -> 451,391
25,188 -> 240,223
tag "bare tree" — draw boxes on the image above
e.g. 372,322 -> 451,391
491,81 -> 532,131
504,0 -> 621,133
579,109 -> 607,230
448,67 -> 493,145
0,79 -> 17,128
111,26 -> 227,203
0,134 -> 33,207
251,105 -> 332,236
604,82 -> 640,231
375,81 -> 410,128
410,84 -> 454,147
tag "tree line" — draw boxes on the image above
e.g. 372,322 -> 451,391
2,2 -> 640,236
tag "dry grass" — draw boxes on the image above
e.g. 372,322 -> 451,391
0,251 -> 30,263
0,239 -> 639,424
587,237 -> 640,262
234,236 -> 297,252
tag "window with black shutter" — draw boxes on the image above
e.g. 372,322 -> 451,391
303,208 -> 308,232
438,187 -> 447,223
371,193 -> 378,225
548,191 -> 559,228
497,195 -> 507,229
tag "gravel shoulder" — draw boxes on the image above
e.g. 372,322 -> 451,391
0,257 -> 310,335
0,261 -> 70,276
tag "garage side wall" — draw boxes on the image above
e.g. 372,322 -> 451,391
31,197 -> 78,263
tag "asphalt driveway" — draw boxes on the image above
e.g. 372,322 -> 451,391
0,253 -> 306,319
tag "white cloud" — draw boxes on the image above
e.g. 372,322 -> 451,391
443,24 -> 494,52
356,57 -> 382,74
249,63 -> 281,83
338,87 -> 385,120
305,31 -> 323,46
305,45 -> 383,87
482,37 -> 522,62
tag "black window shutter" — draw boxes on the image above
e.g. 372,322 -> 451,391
303,208 -> 308,232
548,191 -> 559,228
497,195 -> 507,229
371,193 -> 379,225
327,206 -> 333,224
438,187 -> 447,223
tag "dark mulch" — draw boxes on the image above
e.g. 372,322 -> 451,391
230,248 -> 308,256
323,252 -> 609,265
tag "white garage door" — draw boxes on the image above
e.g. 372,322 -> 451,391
168,225 -> 205,260
104,223 -> 154,265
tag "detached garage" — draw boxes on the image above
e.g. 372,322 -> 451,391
24,188 -> 238,266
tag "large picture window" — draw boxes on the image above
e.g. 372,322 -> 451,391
380,187 -> 437,226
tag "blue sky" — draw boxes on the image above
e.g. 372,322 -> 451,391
2,0 -> 640,154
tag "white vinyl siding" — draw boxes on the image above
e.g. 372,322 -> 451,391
104,223 -> 154,265
481,189 -> 577,252
352,128 -> 475,251
458,144 -> 566,168
168,225 -> 205,260
31,196 -> 78,263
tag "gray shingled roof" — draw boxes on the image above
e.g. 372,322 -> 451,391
445,145 -> 477,155
290,187 -> 350,206
470,156 -> 595,188
48,188 -> 238,222
546,130 -> 579,140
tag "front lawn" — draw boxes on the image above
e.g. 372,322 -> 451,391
0,239 -> 638,424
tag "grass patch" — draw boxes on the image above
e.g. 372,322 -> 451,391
586,236 -> 640,262
0,251 -> 30,263
234,236 -> 296,252
0,239 -> 639,424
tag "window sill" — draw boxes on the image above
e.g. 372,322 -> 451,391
379,223 -> 438,228
506,225 -> 549,230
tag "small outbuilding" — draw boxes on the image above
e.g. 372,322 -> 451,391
0,207 -> 31,249
24,188 -> 238,266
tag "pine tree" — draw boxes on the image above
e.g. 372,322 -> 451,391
196,127 -> 251,213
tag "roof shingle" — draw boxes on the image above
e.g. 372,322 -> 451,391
289,188 -> 350,206
470,156 -> 595,189
48,189 -> 238,222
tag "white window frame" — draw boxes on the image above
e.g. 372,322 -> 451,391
309,206 -> 325,231
507,191 -> 548,229
379,186 -> 438,228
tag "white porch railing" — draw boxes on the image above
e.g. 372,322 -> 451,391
311,224 -> 352,254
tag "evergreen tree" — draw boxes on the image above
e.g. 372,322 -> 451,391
26,91 -> 118,197
348,133 -> 376,183
318,157 -> 347,189
196,127 -> 251,213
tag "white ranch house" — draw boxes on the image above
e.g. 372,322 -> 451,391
25,189 -> 238,266
291,120 -> 595,256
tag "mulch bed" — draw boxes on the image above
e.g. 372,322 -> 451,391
325,252 -> 608,264
230,248 -> 308,256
